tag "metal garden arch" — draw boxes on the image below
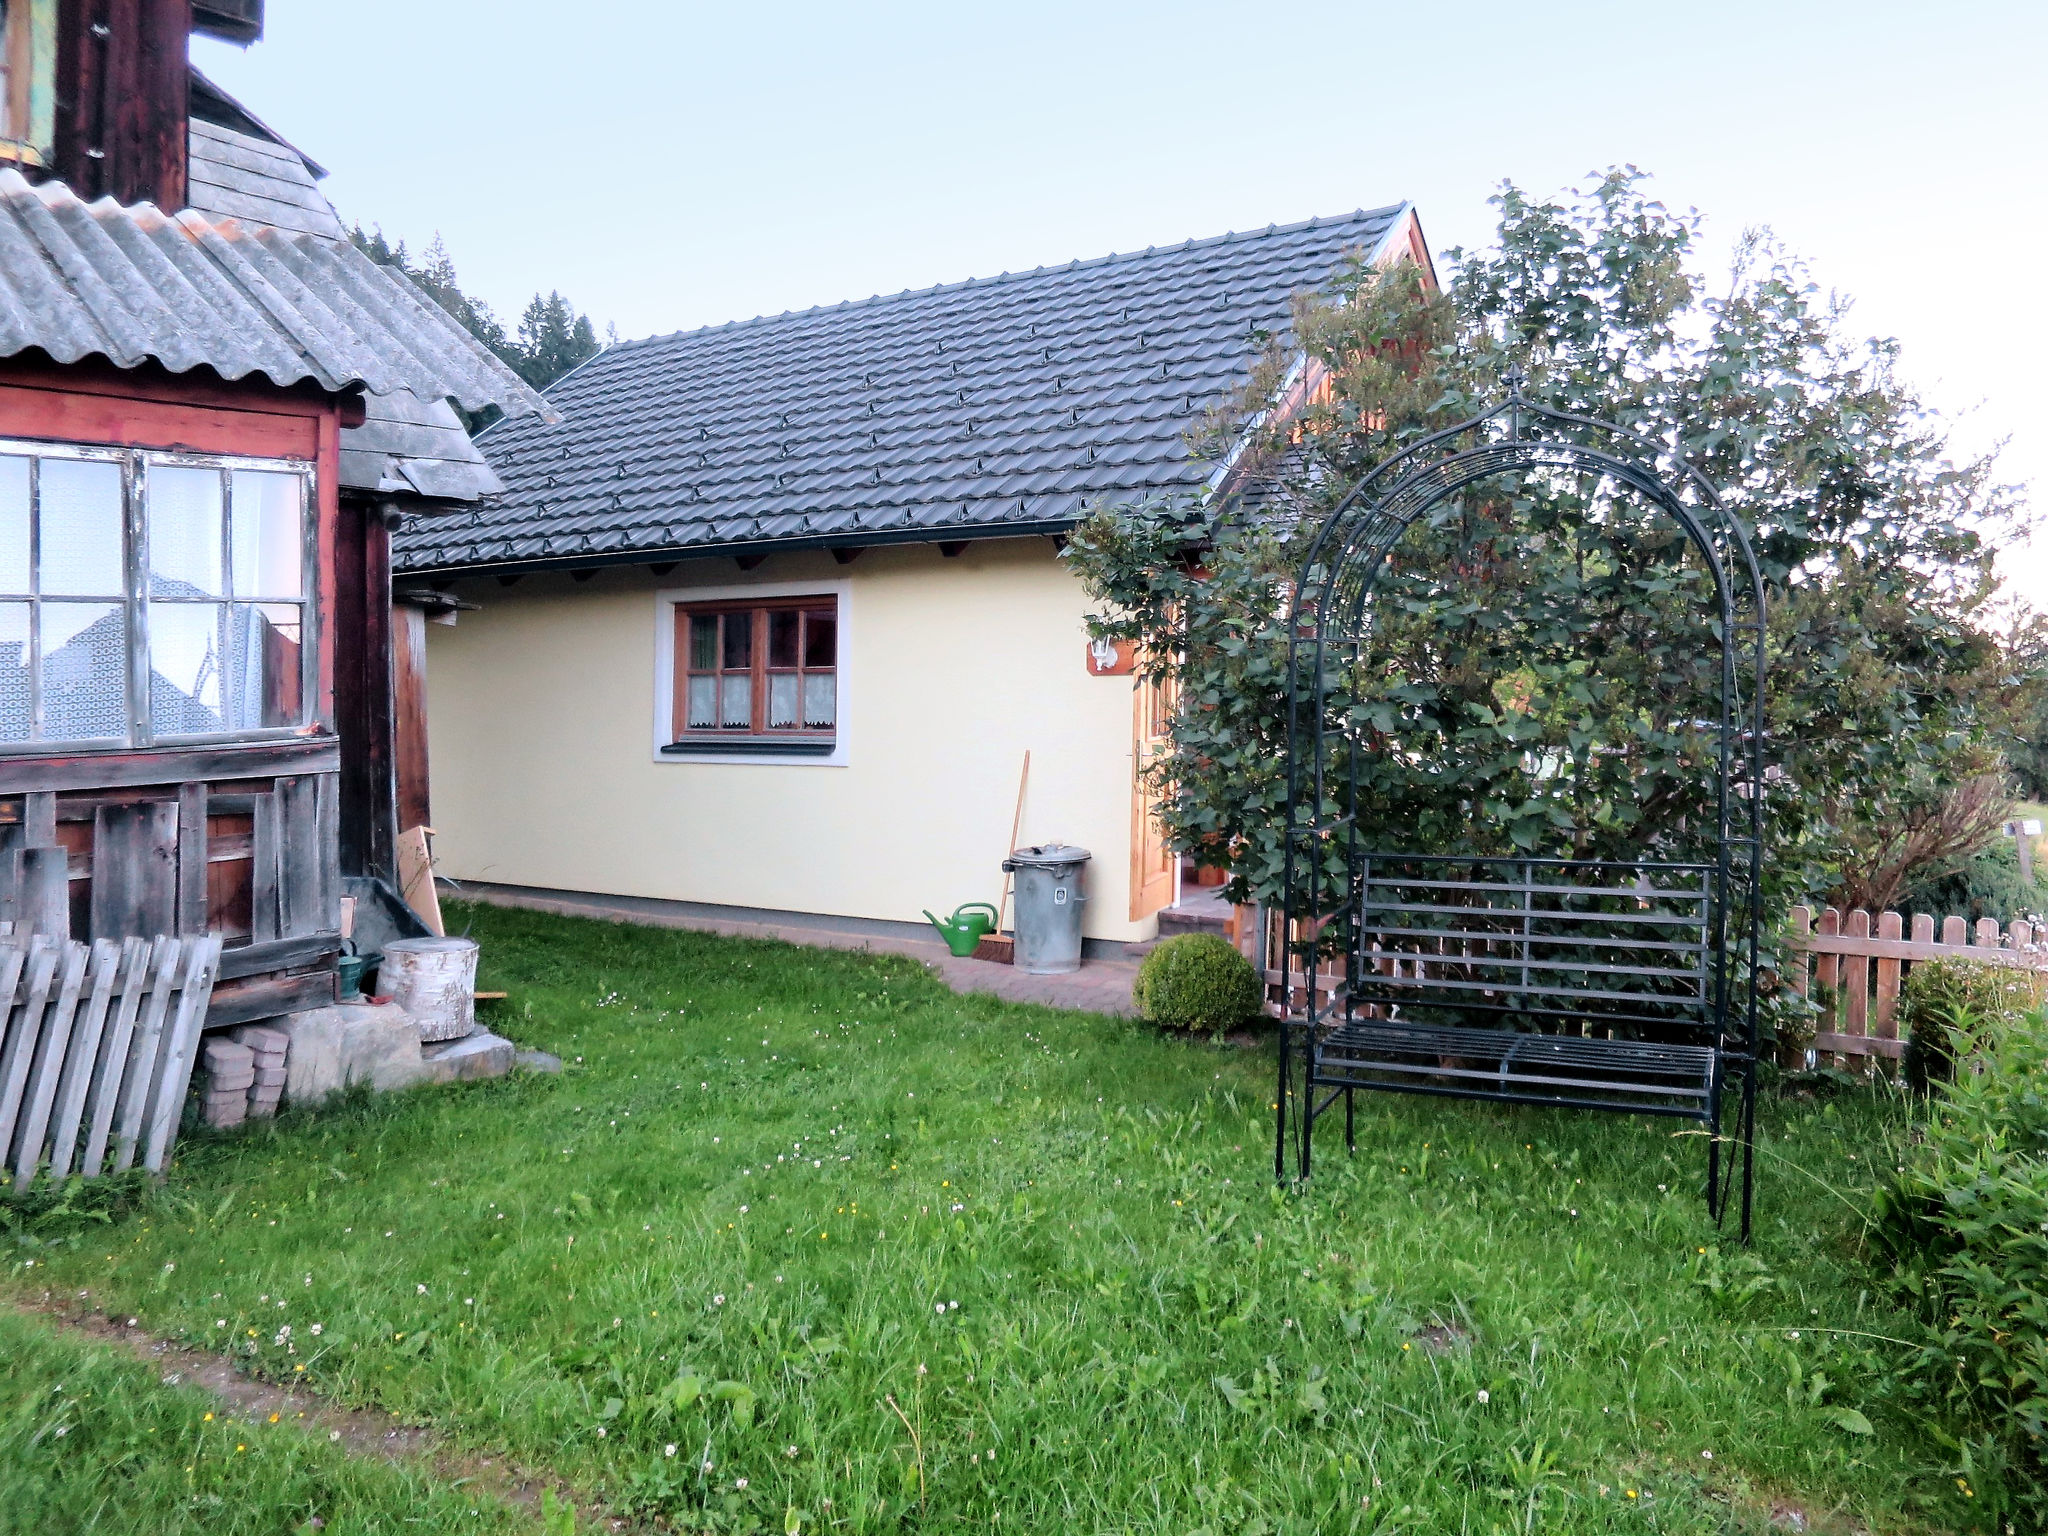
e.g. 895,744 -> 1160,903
1274,373 -> 1768,1238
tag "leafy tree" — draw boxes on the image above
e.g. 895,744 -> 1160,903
348,226 -> 604,398
1067,171 -> 2036,923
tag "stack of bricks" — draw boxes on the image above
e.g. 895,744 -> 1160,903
197,1026 -> 290,1129
200,1039 -> 255,1129
232,1026 -> 288,1119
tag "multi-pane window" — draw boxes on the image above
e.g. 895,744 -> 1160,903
0,442 -> 311,748
673,599 -> 836,747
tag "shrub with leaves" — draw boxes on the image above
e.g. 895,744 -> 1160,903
1872,1003 -> 2048,1523
1134,933 -> 1263,1033
1895,956 -> 2048,1090
1066,170 -> 2036,923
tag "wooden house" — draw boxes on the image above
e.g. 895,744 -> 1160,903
0,0 -> 545,1025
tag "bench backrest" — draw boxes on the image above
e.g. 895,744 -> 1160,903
1346,854 -> 1718,1043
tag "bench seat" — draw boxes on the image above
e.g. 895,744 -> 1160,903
1312,1018 -> 1717,1118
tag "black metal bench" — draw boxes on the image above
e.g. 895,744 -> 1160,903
1286,853 -> 1731,1196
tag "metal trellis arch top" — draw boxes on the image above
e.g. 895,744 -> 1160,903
1273,372 -> 1768,1241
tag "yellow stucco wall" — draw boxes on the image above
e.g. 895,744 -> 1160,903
421,538 -> 1157,942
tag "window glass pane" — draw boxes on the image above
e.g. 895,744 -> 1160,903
0,601 -> 27,741
0,456 -> 28,594
40,459 -> 123,596
149,602 -> 227,735
224,602 -> 302,729
803,671 -> 836,729
41,602 -> 125,739
721,611 -> 751,669
719,674 -> 750,728
768,672 -> 797,727
230,471 -> 302,598
688,613 -> 717,669
147,465 -> 223,598
768,609 -> 798,668
686,673 -> 716,730
804,609 -> 835,668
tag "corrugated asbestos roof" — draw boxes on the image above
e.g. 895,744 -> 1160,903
393,205 -> 1408,574
339,388 -> 504,502
0,167 -> 549,419
187,118 -> 344,240
177,104 -> 503,505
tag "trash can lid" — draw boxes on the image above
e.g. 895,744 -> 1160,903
383,936 -> 479,955
1004,843 -> 1091,868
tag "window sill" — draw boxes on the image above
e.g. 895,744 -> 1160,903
662,738 -> 837,758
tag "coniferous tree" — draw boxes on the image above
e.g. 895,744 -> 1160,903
349,226 -> 604,398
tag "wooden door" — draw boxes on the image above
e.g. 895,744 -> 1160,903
1129,671 -> 1176,920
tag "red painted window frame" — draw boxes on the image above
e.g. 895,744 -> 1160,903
670,596 -> 837,746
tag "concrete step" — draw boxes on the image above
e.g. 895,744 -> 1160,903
1157,905 -> 1231,939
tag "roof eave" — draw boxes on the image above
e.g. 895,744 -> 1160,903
393,520 -> 1083,584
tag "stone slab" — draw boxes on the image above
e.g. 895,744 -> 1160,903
277,1002 -> 427,1104
421,1031 -> 515,1084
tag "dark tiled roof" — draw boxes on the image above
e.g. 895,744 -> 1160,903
394,205 -> 1409,574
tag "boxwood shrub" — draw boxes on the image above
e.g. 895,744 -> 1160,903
1134,933 -> 1263,1033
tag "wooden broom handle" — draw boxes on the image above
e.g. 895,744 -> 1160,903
996,750 -> 1030,933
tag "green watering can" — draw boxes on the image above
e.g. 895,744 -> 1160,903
923,902 -> 1000,958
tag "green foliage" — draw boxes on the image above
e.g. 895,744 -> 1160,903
1871,1004 -> 2048,1525
0,903 -> 1994,1530
1067,171 -> 2033,924
1133,933 -> 1263,1032
1901,833 -> 2047,928
1895,956 -> 2047,1091
348,226 -> 605,398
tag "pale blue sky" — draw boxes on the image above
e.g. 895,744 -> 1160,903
195,1 -> 2046,598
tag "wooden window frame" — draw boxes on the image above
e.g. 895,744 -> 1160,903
667,595 -> 838,757
0,437 -> 316,753
0,0 -> 55,166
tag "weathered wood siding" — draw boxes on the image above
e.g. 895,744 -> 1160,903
0,753 -> 341,1026
0,357 -> 352,1027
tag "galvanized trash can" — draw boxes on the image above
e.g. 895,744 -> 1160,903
1002,844 -> 1090,974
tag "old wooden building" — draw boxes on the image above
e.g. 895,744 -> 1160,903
0,0 -> 544,1025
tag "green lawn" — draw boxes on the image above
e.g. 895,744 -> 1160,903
0,1304 -> 535,1535
1,902 -> 1978,1533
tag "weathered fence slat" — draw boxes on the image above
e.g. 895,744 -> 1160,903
0,933 -> 221,1193
141,941 -> 221,1174
0,945 -> 60,1156
45,940 -> 123,1178
1788,905 -> 2048,1068
12,942 -> 89,1187
78,939 -> 155,1179
110,939 -> 183,1176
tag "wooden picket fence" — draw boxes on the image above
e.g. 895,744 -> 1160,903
0,930 -> 222,1194
1784,906 -> 2048,1066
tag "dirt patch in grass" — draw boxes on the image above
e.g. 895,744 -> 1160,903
1408,1319 -> 1472,1355
8,1288 -> 640,1532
